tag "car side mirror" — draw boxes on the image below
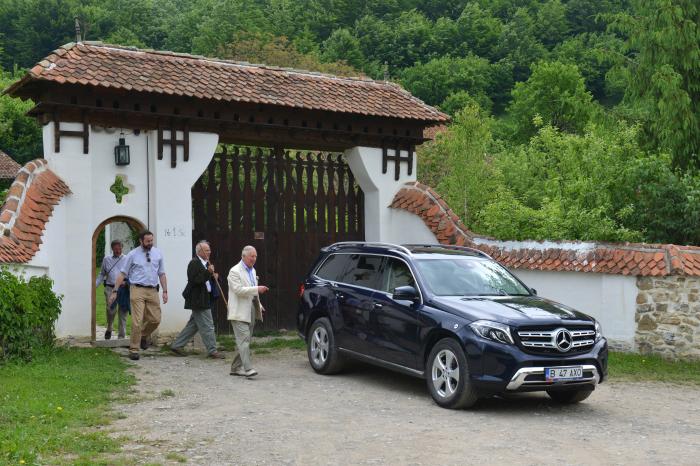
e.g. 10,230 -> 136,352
392,285 -> 419,302
530,288 -> 537,296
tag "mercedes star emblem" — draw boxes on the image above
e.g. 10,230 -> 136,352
554,329 -> 573,352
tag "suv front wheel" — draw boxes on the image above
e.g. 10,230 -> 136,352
307,317 -> 345,374
426,338 -> 479,409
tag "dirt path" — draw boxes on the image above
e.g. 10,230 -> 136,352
106,348 -> 700,465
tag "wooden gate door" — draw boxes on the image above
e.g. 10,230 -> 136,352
192,146 -> 364,331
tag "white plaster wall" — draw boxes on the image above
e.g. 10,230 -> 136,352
511,269 -> 638,348
40,122 -> 218,337
385,208 -> 438,245
345,146 -> 418,242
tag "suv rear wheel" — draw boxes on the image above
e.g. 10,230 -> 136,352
426,338 -> 478,409
546,388 -> 593,404
307,317 -> 344,374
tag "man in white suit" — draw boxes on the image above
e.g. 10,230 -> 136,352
227,245 -> 269,377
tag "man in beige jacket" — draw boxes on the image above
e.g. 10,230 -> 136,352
227,245 -> 269,377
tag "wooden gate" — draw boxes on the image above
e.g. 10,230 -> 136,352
192,145 -> 364,331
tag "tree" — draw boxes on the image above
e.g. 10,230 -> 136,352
533,0 -> 570,48
611,0 -> 700,169
399,55 -> 493,109
321,28 -> 365,70
508,60 -> 596,140
0,67 -> 42,165
495,8 -> 548,83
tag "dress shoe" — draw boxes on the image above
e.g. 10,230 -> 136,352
170,346 -> 187,357
230,368 -> 246,376
208,351 -> 225,359
140,337 -> 149,350
104,330 -> 112,340
244,368 -> 258,377
129,352 -> 140,361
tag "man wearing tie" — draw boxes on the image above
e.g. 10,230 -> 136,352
227,245 -> 269,377
170,240 -> 225,359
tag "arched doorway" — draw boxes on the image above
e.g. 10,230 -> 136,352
91,216 -> 145,343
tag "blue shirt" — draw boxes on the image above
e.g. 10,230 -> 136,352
241,261 -> 256,286
121,246 -> 165,286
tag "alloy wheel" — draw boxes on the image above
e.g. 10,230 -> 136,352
310,326 -> 330,367
431,349 -> 460,398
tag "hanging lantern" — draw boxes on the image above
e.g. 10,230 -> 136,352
114,132 -> 130,166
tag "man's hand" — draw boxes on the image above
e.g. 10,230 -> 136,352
257,285 -> 269,294
213,272 -> 219,280
162,290 -> 169,304
207,263 -> 215,274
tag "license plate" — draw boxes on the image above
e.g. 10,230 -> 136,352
545,366 -> 583,382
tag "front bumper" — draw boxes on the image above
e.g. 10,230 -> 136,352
463,335 -> 608,395
505,364 -> 600,390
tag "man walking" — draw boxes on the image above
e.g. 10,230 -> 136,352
170,240 -> 225,359
227,245 -> 269,377
110,230 -> 168,360
96,239 -> 127,340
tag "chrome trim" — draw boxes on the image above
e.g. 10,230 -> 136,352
506,364 -> 599,390
326,242 -> 412,255
517,328 -> 596,352
338,347 -> 425,377
403,244 -> 492,259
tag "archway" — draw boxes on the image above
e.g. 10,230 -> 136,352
91,216 -> 145,343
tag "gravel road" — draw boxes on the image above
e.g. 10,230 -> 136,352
106,348 -> 700,465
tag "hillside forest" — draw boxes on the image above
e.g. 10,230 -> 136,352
0,0 -> 698,245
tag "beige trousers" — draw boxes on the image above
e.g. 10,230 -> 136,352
230,319 -> 255,372
129,286 -> 161,353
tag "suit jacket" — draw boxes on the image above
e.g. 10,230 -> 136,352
227,262 -> 262,323
184,258 -> 214,310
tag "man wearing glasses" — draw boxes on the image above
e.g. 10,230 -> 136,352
110,230 -> 168,360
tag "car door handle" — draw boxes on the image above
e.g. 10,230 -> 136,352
335,293 -> 345,301
373,303 -> 383,309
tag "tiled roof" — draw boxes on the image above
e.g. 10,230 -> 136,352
0,159 -> 70,263
6,42 -> 448,123
0,150 -> 21,179
391,181 -> 700,277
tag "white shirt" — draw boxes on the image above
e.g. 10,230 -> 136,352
199,256 -> 212,292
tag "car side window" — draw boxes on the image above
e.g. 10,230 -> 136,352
381,258 -> 416,293
315,254 -> 352,281
339,254 -> 383,289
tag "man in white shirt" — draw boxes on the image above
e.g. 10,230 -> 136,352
96,240 -> 127,340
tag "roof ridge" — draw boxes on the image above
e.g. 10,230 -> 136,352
77,41 -> 390,86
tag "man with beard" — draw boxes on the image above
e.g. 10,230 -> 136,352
110,230 -> 168,360
96,239 -> 128,340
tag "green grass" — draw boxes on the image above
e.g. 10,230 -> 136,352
0,348 -> 135,465
608,352 -> 700,384
216,334 -> 306,353
166,452 -> 187,463
95,279 -> 132,335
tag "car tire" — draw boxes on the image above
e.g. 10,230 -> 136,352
426,338 -> 478,409
546,388 -> 594,404
307,317 -> 344,374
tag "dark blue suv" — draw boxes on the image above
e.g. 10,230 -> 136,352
297,242 -> 608,409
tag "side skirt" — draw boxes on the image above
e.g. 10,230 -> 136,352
338,347 -> 425,379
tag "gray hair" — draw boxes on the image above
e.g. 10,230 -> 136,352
195,240 -> 210,254
241,245 -> 256,258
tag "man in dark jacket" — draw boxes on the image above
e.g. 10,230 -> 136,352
170,240 -> 225,359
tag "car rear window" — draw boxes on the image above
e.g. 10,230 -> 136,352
339,254 -> 383,289
315,254 -> 352,281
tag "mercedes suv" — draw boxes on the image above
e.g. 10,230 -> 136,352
297,242 -> 608,409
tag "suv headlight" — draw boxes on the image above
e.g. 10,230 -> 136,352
469,320 -> 514,345
595,320 -> 603,342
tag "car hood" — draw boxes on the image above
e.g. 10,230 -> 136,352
429,295 -> 595,326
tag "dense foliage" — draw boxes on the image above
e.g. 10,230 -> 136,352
0,0 -> 698,244
0,268 -> 62,361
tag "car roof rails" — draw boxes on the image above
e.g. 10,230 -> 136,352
403,244 -> 492,259
324,241 -> 412,255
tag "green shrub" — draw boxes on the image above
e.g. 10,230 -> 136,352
0,268 -> 62,361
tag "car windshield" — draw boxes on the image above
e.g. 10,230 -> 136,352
415,257 -> 530,297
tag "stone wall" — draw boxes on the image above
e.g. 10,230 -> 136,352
636,276 -> 700,359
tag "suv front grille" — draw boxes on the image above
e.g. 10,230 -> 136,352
517,327 -> 595,354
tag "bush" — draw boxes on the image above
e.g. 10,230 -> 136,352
0,268 -> 62,361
